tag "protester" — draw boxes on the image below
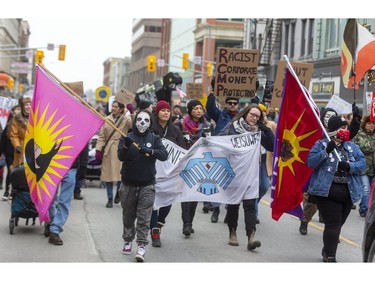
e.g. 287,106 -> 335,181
218,104 -> 274,251
149,100 -> 186,247
352,115 -> 375,217
180,99 -> 212,237
307,115 -> 365,262
46,145 -> 89,245
8,97 -> 31,170
117,109 -> 168,262
205,77 -> 239,223
0,105 -> 21,200
95,100 -> 132,208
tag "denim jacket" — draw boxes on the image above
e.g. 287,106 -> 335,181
307,138 -> 366,203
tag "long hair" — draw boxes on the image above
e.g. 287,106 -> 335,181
231,103 -> 265,125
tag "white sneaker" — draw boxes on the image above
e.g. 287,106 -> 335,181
121,242 -> 132,255
135,245 -> 146,262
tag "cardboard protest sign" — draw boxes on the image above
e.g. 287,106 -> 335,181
270,61 -> 313,108
186,83 -> 203,100
214,47 -> 259,105
115,88 -> 135,105
65,81 -> 84,97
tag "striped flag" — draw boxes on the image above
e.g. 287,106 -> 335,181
341,19 -> 375,89
24,66 -> 104,222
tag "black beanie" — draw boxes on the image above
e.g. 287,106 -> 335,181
139,100 -> 151,110
328,116 -> 348,133
187,99 -> 203,115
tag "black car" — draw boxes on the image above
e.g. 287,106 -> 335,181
362,178 -> 375,262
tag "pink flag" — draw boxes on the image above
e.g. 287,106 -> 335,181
24,66 -> 104,222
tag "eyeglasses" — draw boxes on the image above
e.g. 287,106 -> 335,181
248,112 -> 261,120
227,101 -> 238,106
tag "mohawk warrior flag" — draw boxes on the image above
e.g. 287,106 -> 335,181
341,19 -> 375,89
24,66 -> 104,222
271,67 -> 322,221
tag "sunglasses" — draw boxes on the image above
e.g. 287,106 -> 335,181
227,101 -> 238,106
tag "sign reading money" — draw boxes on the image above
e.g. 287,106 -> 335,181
214,47 -> 259,104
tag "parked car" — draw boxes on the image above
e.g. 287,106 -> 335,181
362,178 -> 375,262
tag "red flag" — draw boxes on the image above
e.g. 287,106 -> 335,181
370,92 -> 375,122
341,19 -> 375,89
271,68 -> 322,221
24,66 -> 105,222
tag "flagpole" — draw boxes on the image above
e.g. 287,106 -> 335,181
283,55 -> 341,161
36,64 -> 145,153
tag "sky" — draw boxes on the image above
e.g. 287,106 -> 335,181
26,18 -> 133,92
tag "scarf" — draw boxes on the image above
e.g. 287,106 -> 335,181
182,115 -> 205,145
233,117 -> 258,134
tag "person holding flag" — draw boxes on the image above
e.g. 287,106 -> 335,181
307,115 -> 365,262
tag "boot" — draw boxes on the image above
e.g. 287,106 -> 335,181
299,220 -> 308,235
106,199 -> 113,208
228,229 -> 239,246
151,227 -> 161,247
247,231 -> 261,251
211,207 -> 220,223
182,224 -> 191,237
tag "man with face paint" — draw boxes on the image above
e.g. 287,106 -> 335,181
117,109 -> 168,262
307,115 -> 365,262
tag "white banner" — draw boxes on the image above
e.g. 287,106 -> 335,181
0,97 -> 18,129
154,132 -> 261,209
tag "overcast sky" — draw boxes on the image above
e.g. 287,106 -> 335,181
26,18 -> 133,92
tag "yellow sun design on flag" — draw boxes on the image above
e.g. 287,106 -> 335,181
25,103 -> 74,203
277,110 -> 318,195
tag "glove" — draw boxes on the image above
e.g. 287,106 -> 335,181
352,103 -> 361,120
338,161 -> 350,172
15,146 -> 22,154
326,140 -> 336,154
77,166 -> 87,181
95,150 -> 103,161
124,136 -> 134,148
258,123 -> 268,132
139,146 -> 153,155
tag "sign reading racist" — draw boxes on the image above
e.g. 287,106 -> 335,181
214,47 -> 259,104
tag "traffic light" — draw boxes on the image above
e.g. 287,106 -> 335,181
18,83 -> 23,93
207,63 -> 213,77
147,55 -> 156,72
35,50 -> 44,64
58,44 -> 66,61
7,79 -> 14,89
182,53 -> 189,70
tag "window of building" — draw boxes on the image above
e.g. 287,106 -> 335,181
307,19 -> 314,56
301,19 -> 306,57
216,18 -> 244,22
144,25 -> 161,33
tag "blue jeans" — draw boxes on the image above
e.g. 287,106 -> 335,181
256,154 -> 270,216
49,169 -> 77,234
106,181 -> 121,200
359,175 -> 374,214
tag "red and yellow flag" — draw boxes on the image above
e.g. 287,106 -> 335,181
271,67 -> 322,221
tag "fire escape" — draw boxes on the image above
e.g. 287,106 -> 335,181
259,19 -> 282,66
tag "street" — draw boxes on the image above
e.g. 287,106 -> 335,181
0,179 -> 368,277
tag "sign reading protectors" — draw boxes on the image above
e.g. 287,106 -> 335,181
186,83 -> 203,100
214,47 -> 259,105
270,60 -> 313,109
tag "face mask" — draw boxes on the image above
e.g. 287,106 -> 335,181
336,129 -> 350,141
136,111 -> 151,134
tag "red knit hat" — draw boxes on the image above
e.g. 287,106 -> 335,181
155,100 -> 170,114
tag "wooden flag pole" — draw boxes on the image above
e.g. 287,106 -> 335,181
37,64 -> 145,153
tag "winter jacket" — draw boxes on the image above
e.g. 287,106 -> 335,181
206,93 -> 236,136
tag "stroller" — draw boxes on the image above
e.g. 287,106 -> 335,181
8,164 -> 39,234
85,134 -> 102,182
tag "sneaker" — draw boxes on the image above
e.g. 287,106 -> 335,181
359,212 -> 367,218
135,245 -> 146,262
2,191 -> 9,201
121,242 -> 132,255
74,193 -> 83,200
114,191 -> 120,204
299,221 -> 308,235
48,233 -> 63,245
211,207 -> 220,223
202,206 -> 209,213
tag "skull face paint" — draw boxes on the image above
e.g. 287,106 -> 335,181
136,111 -> 151,133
